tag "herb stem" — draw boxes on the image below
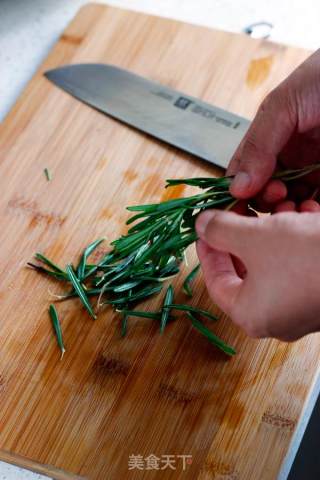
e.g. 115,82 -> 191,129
49,304 -> 65,359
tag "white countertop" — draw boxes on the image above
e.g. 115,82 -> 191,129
1,0 -> 320,123
0,0 -> 319,478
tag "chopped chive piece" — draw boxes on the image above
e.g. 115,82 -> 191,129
44,168 -> 52,181
30,165 -> 318,356
66,264 -> 96,319
27,263 -> 66,281
121,314 -> 128,337
183,263 -> 200,297
160,284 -> 174,334
120,310 -> 162,320
35,253 -> 66,275
77,238 -> 105,280
166,304 -> 218,321
187,312 -> 235,356
106,284 -> 163,305
49,304 -> 65,359
113,280 -> 142,293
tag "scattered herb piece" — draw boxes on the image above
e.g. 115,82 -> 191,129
29,164 -> 320,356
35,253 -> 66,276
49,304 -> 65,359
160,285 -> 174,333
27,263 -> 66,281
77,238 -> 105,280
187,312 -> 236,356
120,310 -> 162,320
44,168 -> 52,181
121,313 -> 128,337
105,284 -> 163,306
183,263 -> 200,297
66,264 -> 96,319
166,303 -> 218,322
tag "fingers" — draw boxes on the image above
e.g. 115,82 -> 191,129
299,199 -> 320,212
228,49 -> 320,201
273,199 -> 320,212
250,179 -> 288,213
196,240 -> 242,316
274,200 -> 296,212
229,87 -> 296,199
196,209 -> 260,257
261,179 -> 287,204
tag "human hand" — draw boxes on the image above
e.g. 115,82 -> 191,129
228,49 -> 320,213
196,209 -> 320,341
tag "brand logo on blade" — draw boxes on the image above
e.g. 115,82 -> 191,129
151,89 -> 241,129
174,97 -> 193,110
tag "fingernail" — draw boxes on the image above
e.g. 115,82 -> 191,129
231,171 -> 251,194
196,210 -> 216,237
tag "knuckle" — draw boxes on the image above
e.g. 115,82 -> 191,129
260,87 -> 284,113
270,212 -> 320,245
268,211 -> 302,233
242,134 -> 259,156
240,129 -> 271,169
259,90 -> 276,113
232,309 -> 269,339
245,325 -> 266,339
262,86 -> 296,127
227,154 -> 241,175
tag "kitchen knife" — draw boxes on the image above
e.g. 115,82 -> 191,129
45,64 -> 250,169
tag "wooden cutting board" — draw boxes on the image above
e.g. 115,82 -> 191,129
0,4 -> 318,479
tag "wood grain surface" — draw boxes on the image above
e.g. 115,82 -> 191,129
0,4 -> 318,479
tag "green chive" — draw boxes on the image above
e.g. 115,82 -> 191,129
106,284 -> 163,305
120,310 -> 162,320
112,280 -> 142,293
187,312 -> 236,356
166,177 -> 231,189
35,253 -> 66,276
121,313 -> 128,337
29,164 -> 319,355
77,238 -> 105,280
49,304 -> 65,359
166,303 -> 218,321
27,263 -> 66,281
44,168 -> 52,181
160,285 -> 174,333
66,265 -> 96,319
183,264 -> 200,297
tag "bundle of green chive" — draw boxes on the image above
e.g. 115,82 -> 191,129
29,164 -> 320,359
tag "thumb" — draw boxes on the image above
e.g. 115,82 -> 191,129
229,87 -> 296,199
196,209 -> 259,257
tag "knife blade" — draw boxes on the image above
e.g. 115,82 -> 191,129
45,64 -> 250,169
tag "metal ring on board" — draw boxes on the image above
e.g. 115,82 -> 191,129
243,21 -> 273,39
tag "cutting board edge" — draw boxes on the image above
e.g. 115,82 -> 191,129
79,2 -> 311,54
0,449 -> 85,480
